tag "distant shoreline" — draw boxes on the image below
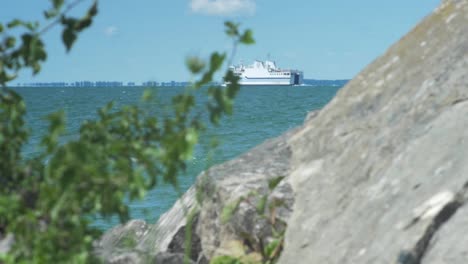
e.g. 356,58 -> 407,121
12,79 -> 350,88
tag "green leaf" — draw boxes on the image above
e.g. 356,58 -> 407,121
76,2 -> 98,31
268,176 -> 285,191
7,19 -> 23,29
32,63 -> 41,74
210,255 -> 244,264
186,56 -> 205,74
52,0 -> 65,9
76,17 -> 93,31
41,110 -> 65,153
44,10 -> 59,19
221,198 -> 242,224
210,52 -> 226,72
224,21 -> 240,37
0,71 -> 17,83
35,39 -> 47,61
88,1 -> 98,17
6,37 -> 16,48
25,21 -> 39,31
256,195 -> 267,214
62,27 -> 77,51
240,29 -> 255,45
264,239 -> 281,259
185,128 -> 198,146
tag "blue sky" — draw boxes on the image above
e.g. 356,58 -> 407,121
3,0 -> 440,84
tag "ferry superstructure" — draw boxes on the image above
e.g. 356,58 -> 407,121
228,60 -> 303,86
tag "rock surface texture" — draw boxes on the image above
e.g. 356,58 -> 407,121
280,1 -> 468,263
195,129 -> 296,260
98,1 -> 468,263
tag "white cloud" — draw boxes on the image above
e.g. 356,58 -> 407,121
190,0 -> 255,16
104,26 -> 118,37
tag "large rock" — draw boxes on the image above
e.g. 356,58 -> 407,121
195,128 -> 297,259
95,187 -> 201,263
279,1 -> 468,263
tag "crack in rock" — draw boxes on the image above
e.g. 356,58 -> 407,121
452,97 -> 468,106
397,184 -> 468,264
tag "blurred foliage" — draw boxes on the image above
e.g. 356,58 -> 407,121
0,1 -> 254,263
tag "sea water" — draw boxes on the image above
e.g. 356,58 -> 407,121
15,85 -> 340,229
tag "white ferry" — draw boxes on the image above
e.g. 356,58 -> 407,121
227,60 -> 303,86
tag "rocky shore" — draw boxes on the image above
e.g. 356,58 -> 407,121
97,0 -> 468,263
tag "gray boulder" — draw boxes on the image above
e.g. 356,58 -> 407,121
154,252 -> 195,264
195,128 -> 297,259
279,1 -> 468,263
95,220 -> 152,263
96,188 -> 201,263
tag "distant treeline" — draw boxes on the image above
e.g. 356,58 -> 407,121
303,79 -> 350,86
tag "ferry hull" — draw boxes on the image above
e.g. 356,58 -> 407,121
239,77 -> 293,86
239,72 -> 303,86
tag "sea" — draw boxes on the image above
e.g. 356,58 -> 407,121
14,85 -> 341,230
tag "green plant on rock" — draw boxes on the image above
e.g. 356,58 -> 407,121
212,176 -> 286,264
0,1 -> 255,263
